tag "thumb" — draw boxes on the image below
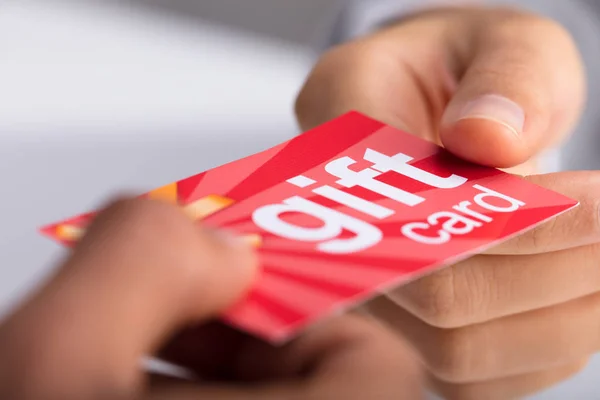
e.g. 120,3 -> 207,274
439,10 -> 585,168
0,198 -> 257,398
295,8 -> 584,170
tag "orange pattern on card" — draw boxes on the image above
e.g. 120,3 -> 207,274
183,195 -> 235,220
56,224 -> 85,241
52,194 -> 260,248
148,183 -> 179,204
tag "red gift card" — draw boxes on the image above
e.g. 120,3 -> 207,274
40,112 -> 578,343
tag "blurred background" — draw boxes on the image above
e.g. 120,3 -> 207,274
0,0 -> 343,316
0,2 -> 597,399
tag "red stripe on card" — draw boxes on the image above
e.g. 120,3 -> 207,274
263,266 -> 362,297
263,248 -> 427,272
249,291 -> 306,325
225,113 -> 384,200
176,172 -> 208,203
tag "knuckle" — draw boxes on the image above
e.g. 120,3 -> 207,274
294,44 -> 357,125
435,358 -> 590,400
517,172 -> 600,251
520,14 -> 573,43
576,194 -> 600,239
545,179 -> 600,246
492,7 -> 572,39
426,327 -> 477,383
493,9 -> 578,58
344,38 -> 401,96
393,268 -> 463,328
294,38 -> 394,128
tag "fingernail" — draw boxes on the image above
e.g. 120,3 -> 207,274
455,94 -> 525,137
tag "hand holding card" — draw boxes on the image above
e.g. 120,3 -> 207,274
40,112 -> 578,343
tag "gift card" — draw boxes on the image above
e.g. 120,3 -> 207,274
40,111 -> 578,344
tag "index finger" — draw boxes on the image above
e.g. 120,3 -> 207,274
486,171 -> 600,255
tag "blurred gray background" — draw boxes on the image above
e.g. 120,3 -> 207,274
0,0 -> 340,316
0,1 -> 597,399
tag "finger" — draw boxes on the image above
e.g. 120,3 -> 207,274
366,293 -> 600,383
295,36 -> 438,139
439,8 -> 585,167
295,9 -> 585,169
295,11 -> 463,141
389,242 -> 600,328
0,198 -> 257,397
150,315 -> 424,400
155,322 -> 254,381
147,373 -> 307,400
147,382 -> 305,400
486,171 -> 600,255
159,312 -> 418,384
430,358 -> 588,400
